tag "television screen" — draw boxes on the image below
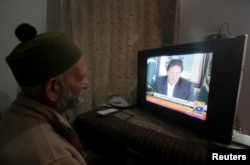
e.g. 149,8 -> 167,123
146,52 -> 211,121
137,34 -> 248,145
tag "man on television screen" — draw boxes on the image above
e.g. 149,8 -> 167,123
153,59 -> 195,102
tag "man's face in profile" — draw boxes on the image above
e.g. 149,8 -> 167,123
56,56 -> 88,111
167,65 -> 181,85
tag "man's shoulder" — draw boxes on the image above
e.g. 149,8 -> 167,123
0,117 -> 82,164
178,77 -> 193,86
156,76 -> 167,82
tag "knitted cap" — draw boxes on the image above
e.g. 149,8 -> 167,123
6,23 -> 82,86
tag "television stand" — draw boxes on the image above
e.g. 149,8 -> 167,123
75,107 -> 210,164
74,107 -> 248,165
112,108 -> 250,149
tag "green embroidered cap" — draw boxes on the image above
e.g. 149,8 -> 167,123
6,23 -> 82,86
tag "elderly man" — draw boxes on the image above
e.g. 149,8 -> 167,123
0,23 -> 88,165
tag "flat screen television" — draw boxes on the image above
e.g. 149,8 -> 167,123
137,34 -> 248,145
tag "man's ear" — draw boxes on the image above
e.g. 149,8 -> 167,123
45,77 -> 61,102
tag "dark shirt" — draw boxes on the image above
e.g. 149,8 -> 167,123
153,76 -> 195,101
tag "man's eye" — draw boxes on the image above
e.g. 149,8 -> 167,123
80,73 -> 88,81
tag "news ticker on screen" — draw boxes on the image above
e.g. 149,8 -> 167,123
146,94 -> 207,120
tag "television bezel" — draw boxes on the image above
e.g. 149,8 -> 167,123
137,35 -> 248,145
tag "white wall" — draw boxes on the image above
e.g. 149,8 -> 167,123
0,0 -> 59,113
179,0 -> 250,134
0,0 -> 47,112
